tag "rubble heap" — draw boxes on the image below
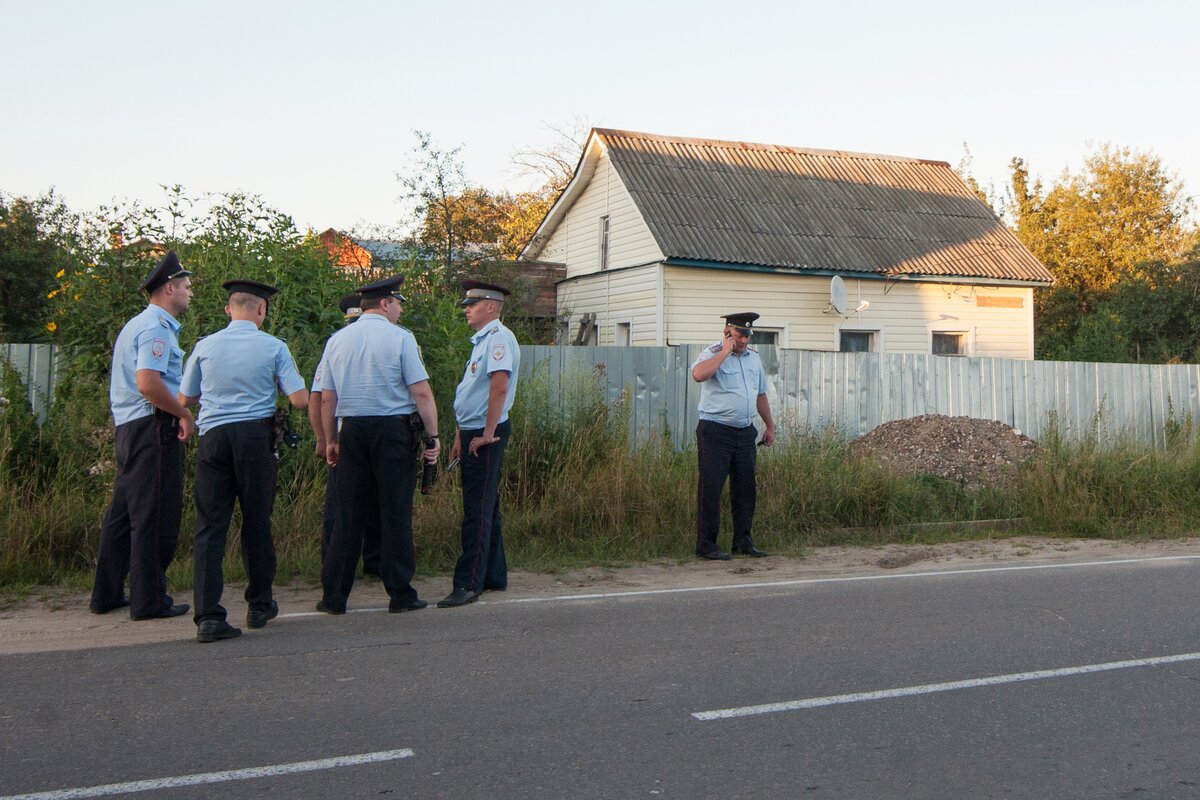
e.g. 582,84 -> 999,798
848,414 -> 1037,490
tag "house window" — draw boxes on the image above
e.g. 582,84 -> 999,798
587,322 -> 599,345
750,329 -> 779,347
932,331 -> 967,356
839,330 -> 875,352
598,215 -> 610,271
615,321 -> 632,346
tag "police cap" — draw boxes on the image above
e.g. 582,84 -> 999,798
339,293 -> 363,321
722,312 -> 760,334
459,279 -> 511,306
139,250 -> 192,294
221,279 -> 278,301
357,274 -> 407,301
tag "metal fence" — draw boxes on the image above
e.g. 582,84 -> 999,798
0,344 -> 63,423
519,345 -> 1200,448
4,342 -> 1197,448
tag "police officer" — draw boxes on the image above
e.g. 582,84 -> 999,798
438,280 -> 521,608
179,280 -> 308,643
691,312 -> 776,560
89,250 -> 194,620
316,275 -> 440,615
309,294 -> 381,576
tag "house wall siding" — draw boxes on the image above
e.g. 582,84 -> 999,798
539,147 -> 663,277
557,265 -> 661,345
662,267 -> 1034,358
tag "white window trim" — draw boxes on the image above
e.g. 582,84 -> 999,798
613,318 -> 633,346
598,215 -> 610,271
928,325 -> 976,357
834,323 -> 886,353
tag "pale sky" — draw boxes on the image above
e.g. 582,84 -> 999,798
3,0 -> 1197,234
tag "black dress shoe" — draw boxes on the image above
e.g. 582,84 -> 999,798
697,549 -> 732,561
389,598 -> 428,613
197,620 -> 242,643
89,597 -> 131,615
315,600 -> 345,615
131,603 -> 190,621
732,544 -> 769,558
246,601 -> 279,629
436,588 -> 480,608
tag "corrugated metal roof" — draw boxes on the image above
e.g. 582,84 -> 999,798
595,129 -> 1053,284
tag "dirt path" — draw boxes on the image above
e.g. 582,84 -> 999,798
3,536 -> 1198,655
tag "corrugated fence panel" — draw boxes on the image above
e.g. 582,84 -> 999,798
1,344 -> 63,422
8,342 -> 1200,450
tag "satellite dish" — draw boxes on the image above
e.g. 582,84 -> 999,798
830,276 -> 848,315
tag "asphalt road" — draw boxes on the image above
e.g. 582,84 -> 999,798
3,556 -> 1200,799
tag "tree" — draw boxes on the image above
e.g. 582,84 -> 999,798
1009,146 -> 1195,359
0,192 -> 82,342
397,131 -> 472,272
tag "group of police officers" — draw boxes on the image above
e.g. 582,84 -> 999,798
89,249 -> 773,642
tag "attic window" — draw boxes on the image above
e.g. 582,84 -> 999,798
598,215 -> 610,271
932,331 -> 967,357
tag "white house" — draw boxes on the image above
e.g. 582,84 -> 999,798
519,128 -> 1054,358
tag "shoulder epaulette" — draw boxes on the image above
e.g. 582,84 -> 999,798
707,343 -> 722,353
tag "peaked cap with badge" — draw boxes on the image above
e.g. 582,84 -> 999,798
338,293 -> 363,321
139,250 -> 192,294
459,279 -> 511,306
722,312 -> 760,333
356,275 -> 406,301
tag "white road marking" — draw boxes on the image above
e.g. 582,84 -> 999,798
274,555 -> 1200,620
693,652 -> 1200,720
503,554 -> 1200,604
0,749 -> 414,800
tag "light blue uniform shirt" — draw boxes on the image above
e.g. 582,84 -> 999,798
180,320 -> 306,436
318,314 -> 429,417
693,342 -> 768,429
109,304 -> 185,426
454,320 -> 520,429
311,357 -> 326,393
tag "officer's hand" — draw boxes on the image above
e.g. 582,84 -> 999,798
326,441 -> 339,467
178,410 -> 196,443
762,426 -> 776,447
314,439 -> 326,459
449,436 -> 462,463
424,439 -> 441,463
469,434 -> 499,457
721,329 -> 735,355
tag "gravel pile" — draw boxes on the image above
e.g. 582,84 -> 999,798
848,414 -> 1038,489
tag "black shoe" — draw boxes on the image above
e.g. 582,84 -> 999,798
732,544 -> 769,558
89,597 -> 131,615
197,619 -> 242,643
388,598 -> 428,613
246,601 -> 279,629
132,603 -> 190,621
436,588 -> 481,608
315,599 -> 345,615
697,549 -> 732,561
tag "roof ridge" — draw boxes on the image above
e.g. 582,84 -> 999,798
592,128 -> 950,168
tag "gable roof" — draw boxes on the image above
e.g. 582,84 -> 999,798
524,128 -> 1053,285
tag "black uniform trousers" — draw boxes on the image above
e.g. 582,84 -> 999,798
192,420 -> 278,624
695,419 -> 758,555
452,420 -> 510,594
321,464 -> 381,575
321,416 -> 420,610
90,413 -> 183,618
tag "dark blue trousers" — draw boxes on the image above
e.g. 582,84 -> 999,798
90,413 -> 182,618
452,420 -> 510,594
695,420 -> 758,555
322,464 -> 381,575
192,420 -> 278,624
322,416 -> 419,610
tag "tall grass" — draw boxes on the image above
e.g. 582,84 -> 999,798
4,366 -> 1200,592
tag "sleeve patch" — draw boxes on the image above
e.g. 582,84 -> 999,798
151,338 -> 167,358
